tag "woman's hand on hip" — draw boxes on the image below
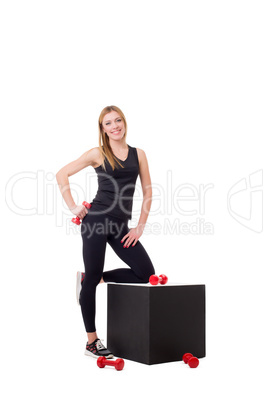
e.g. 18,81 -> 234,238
121,224 -> 145,248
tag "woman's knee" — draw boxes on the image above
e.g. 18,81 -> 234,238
136,263 -> 155,283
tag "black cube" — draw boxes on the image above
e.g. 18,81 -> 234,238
107,283 -> 206,365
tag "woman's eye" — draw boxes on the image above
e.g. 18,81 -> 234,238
106,119 -> 121,125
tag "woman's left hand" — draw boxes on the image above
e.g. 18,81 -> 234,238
121,225 -> 145,248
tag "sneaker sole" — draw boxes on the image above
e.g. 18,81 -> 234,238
84,349 -> 114,359
76,271 -> 83,305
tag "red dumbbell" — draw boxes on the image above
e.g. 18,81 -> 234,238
97,356 -> 125,371
149,274 -> 168,286
71,201 -> 92,225
182,353 -> 199,368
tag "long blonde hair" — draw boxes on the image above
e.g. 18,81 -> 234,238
98,105 -> 128,171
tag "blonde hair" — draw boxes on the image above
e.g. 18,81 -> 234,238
98,105 -> 128,171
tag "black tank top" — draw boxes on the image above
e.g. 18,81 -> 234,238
90,145 -> 139,221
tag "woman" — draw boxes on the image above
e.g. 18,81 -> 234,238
56,105 -> 155,359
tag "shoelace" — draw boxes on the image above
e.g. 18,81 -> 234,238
96,339 -> 106,351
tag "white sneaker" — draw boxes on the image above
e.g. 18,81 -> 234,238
85,338 -> 114,359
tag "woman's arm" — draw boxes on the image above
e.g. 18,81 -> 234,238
56,148 -> 99,216
121,148 -> 153,248
137,148 -> 153,228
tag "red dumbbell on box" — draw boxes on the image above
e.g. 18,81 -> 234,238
149,274 -> 168,286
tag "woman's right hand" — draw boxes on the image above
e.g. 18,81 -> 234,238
70,204 -> 88,220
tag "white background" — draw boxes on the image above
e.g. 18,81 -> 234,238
1,1 -> 267,401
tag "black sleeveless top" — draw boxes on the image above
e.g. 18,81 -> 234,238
90,145 -> 139,221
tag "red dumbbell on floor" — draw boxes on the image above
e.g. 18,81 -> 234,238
149,274 -> 168,286
182,353 -> 199,368
71,201 -> 92,225
97,356 -> 125,371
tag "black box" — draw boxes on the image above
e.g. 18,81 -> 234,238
107,283 -> 206,365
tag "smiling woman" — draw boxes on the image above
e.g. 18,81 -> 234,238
97,106 -> 130,171
56,105 -> 155,359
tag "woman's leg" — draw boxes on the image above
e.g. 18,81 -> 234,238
80,214 -> 107,342
103,219 -> 155,283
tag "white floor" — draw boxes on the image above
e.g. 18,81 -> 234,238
2,281 -> 267,402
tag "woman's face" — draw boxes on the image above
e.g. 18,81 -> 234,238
102,111 -> 125,141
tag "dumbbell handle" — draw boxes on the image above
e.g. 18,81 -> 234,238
104,359 -> 120,367
71,201 -> 92,225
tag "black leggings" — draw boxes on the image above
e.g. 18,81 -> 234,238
80,211 -> 155,332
